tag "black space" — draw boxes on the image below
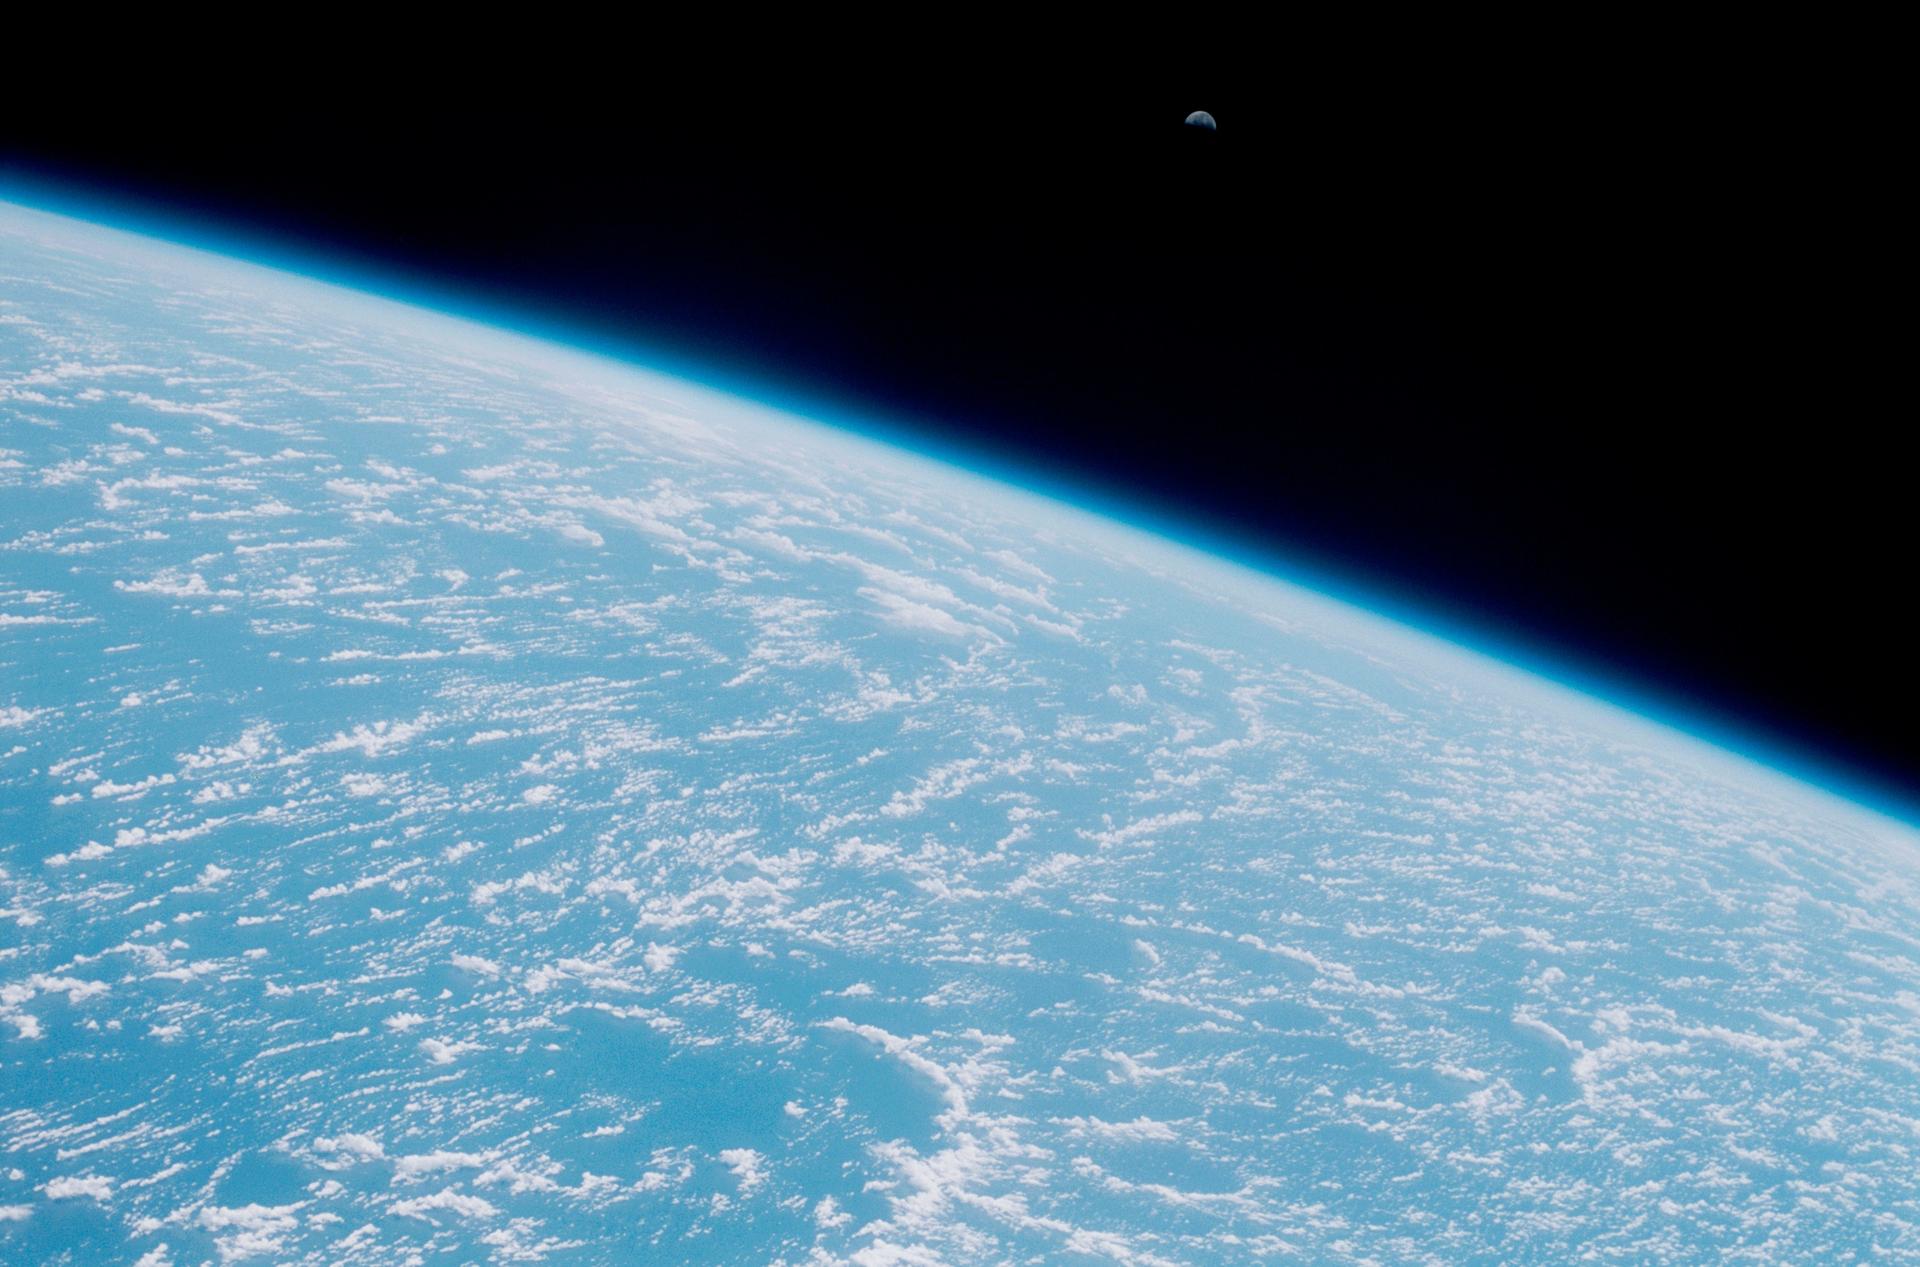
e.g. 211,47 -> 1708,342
1,65 -> 1909,808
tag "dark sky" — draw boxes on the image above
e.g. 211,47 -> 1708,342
1,64 -> 1909,811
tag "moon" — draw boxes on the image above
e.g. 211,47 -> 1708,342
1184,110 -> 1217,131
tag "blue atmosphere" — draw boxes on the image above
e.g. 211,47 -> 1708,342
3,198 -> 1918,1265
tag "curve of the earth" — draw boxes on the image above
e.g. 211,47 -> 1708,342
1,185 -> 1907,829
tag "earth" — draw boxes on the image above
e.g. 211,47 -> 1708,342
3,199 -> 1918,1266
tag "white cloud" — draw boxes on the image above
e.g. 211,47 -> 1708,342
419,1037 -> 483,1065
718,1147 -> 766,1195
1055,1115 -> 1182,1144
391,1188 -> 499,1221
44,1175 -> 113,1201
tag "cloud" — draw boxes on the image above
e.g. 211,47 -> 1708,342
43,1175 -> 113,1201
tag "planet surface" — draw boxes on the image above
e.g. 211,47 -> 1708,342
2,198 -> 1918,1266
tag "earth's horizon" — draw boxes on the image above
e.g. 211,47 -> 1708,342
4,199 -> 1918,1265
